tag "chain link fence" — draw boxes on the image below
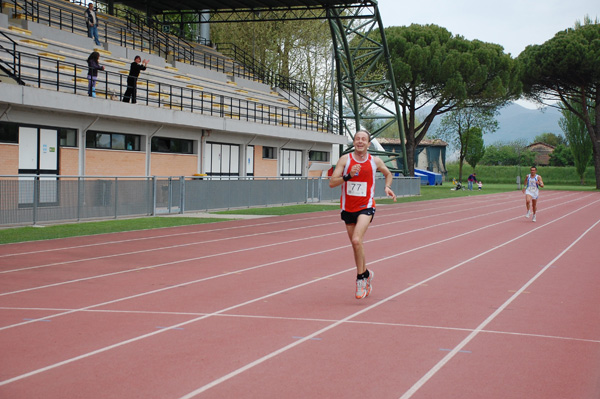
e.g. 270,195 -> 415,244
0,175 -> 420,226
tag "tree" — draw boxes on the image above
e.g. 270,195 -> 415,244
210,15 -> 334,114
559,102 -> 593,183
518,19 -> 600,188
464,127 -> 485,170
480,141 -> 536,166
436,107 -> 498,181
532,132 -> 566,147
548,144 -> 574,167
383,24 -> 521,176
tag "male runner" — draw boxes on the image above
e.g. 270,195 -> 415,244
523,166 -> 544,222
329,130 -> 396,299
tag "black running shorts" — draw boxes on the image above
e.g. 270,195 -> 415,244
341,208 -> 375,225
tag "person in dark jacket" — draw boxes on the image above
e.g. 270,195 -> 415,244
467,173 -> 476,190
122,56 -> 149,103
84,3 -> 101,46
87,51 -> 104,97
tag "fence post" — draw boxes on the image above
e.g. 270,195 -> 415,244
318,177 -> 322,203
114,177 -> 118,219
77,176 -> 82,221
167,177 -> 172,214
179,176 -> 185,214
32,176 -> 39,225
152,176 -> 157,216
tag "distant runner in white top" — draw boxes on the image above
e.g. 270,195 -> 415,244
522,166 -> 544,222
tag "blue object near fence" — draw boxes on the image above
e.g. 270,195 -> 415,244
414,169 -> 442,185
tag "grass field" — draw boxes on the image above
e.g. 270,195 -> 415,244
447,163 -> 597,186
0,183 -> 596,245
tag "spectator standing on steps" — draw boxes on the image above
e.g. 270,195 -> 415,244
84,3 -> 101,46
86,51 -> 104,97
122,56 -> 149,104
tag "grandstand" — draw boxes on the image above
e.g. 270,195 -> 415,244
0,0 -> 344,180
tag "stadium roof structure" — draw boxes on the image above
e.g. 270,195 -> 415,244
109,0 -> 409,173
112,0 -> 372,16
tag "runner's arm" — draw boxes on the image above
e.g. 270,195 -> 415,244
329,154 -> 350,188
375,157 -> 397,201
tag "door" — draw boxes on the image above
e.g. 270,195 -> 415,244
18,127 -> 59,205
246,145 -> 254,176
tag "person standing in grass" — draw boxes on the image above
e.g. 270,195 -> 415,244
467,173 -> 477,190
523,166 -> 544,222
329,130 -> 396,299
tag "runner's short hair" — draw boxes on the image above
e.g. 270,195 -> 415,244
355,130 -> 371,142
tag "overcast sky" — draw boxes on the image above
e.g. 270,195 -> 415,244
377,0 -> 599,57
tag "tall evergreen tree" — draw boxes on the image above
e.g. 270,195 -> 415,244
519,18 -> 600,188
559,102 -> 592,184
383,24 -> 520,175
436,107 -> 498,181
464,127 -> 485,171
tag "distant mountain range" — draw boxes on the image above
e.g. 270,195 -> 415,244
422,102 -> 563,147
485,103 -> 562,145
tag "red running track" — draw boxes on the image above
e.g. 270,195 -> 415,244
0,190 -> 599,399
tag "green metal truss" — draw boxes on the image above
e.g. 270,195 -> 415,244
327,2 -> 407,174
142,0 -> 408,174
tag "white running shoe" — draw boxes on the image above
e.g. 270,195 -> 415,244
525,210 -> 531,218
355,278 -> 367,299
365,270 -> 374,297
532,214 -> 536,222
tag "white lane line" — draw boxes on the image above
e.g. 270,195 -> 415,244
0,194 -> 591,331
177,199 -> 600,399
0,266 -> 353,387
0,192 -> 528,272
0,196 -> 594,390
0,213 -> 335,258
0,205 -> 517,335
0,240 -> 353,331
0,191 -> 468,258
0,188 -> 562,262
398,217 -> 600,399
0,195 -> 532,295
3,307 -> 599,345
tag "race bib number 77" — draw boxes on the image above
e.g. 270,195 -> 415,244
346,181 -> 367,197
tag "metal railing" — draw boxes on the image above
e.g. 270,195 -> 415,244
2,0 -> 314,97
0,47 -> 334,131
0,31 -> 24,84
0,175 -> 420,226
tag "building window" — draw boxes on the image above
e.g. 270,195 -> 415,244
204,142 -> 240,176
309,151 -> 329,162
59,128 -> 77,147
0,122 -> 18,143
151,137 -> 193,154
86,131 -> 140,151
262,146 -> 276,159
281,149 -> 302,176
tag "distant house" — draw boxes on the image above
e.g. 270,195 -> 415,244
377,138 -> 448,174
527,142 -> 555,166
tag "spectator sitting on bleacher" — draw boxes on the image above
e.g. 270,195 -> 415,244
84,3 -> 101,46
122,56 -> 149,104
87,51 -> 104,97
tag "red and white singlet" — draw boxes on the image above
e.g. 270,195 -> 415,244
340,153 -> 376,212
